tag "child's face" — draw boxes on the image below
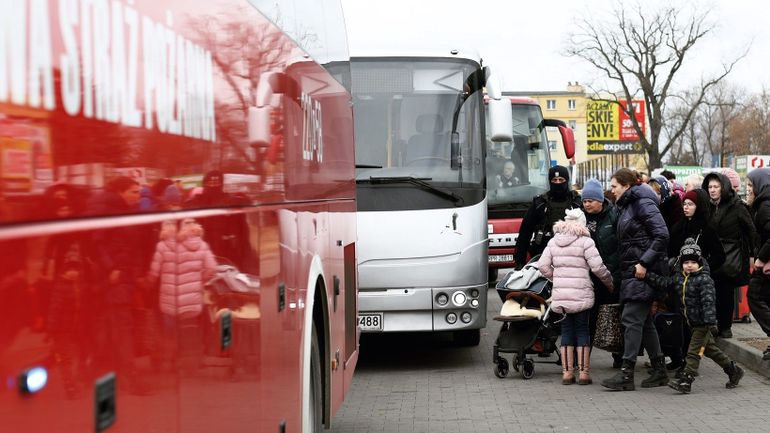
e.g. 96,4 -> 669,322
682,260 -> 699,273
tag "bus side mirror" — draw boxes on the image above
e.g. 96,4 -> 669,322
249,72 -> 285,146
543,119 -> 575,159
484,68 -> 513,142
248,106 -> 272,146
488,98 -> 513,142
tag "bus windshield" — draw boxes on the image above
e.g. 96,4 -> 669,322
486,103 -> 550,208
351,58 -> 485,187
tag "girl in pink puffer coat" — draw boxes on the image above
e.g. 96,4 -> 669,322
538,208 -> 614,386
149,219 -> 218,319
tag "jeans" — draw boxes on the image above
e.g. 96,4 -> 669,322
621,301 -> 662,363
561,310 -> 591,346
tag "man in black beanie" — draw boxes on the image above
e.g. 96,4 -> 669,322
514,165 -> 582,267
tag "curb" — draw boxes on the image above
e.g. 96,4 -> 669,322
716,338 -> 770,379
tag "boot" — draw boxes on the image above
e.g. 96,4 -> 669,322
601,360 -> 635,391
577,346 -> 592,385
641,356 -> 668,388
723,361 -> 744,389
560,346 -> 575,385
668,371 -> 693,394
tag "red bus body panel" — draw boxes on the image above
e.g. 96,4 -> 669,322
0,1 -> 356,432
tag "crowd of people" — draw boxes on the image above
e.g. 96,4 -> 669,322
29,171 -> 256,395
515,165 -> 770,394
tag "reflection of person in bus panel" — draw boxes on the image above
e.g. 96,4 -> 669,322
496,161 -> 519,188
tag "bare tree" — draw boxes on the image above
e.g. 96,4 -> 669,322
566,3 -> 745,168
665,83 -> 743,166
730,88 -> 770,155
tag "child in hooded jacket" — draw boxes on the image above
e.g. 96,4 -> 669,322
538,208 -> 614,385
644,238 -> 744,394
149,219 -> 218,369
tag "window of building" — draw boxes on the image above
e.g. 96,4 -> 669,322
546,99 -> 556,110
569,120 -> 577,130
568,99 -> 576,110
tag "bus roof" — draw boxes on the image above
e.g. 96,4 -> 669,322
350,46 -> 482,64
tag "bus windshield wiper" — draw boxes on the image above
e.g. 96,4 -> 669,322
356,176 -> 462,203
356,164 -> 383,168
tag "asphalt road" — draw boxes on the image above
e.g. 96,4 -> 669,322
330,284 -> 770,433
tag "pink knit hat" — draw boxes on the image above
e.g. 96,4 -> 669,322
721,168 -> 741,192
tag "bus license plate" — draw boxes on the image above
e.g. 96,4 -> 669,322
358,313 -> 383,331
489,254 -> 514,263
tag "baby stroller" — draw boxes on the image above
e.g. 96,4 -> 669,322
492,257 -> 563,379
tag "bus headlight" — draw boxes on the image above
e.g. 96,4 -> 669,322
452,291 -> 467,306
446,313 -> 458,324
436,293 -> 449,306
470,289 -> 479,298
470,299 -> 479,308
460,312 -> 472,323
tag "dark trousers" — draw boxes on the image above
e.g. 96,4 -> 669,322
669,321 -> 692,365
684,326 -> 731,375
714,281 -> 735,332
622,301 -> 662,363
561,310 -> 591,346
748,274 -> 770,336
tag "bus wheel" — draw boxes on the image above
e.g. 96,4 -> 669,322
454,329 -> 481,346
310,324 -> 323,432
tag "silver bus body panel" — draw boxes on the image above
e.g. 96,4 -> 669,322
357,199 -> 488,332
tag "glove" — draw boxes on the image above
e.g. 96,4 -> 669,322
709,326 -> 719,338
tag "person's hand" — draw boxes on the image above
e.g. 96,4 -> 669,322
755,258 -> 766,270
709,326 -> 719,338
634,263 -> 647,279
607,282 -> 615,293
763,261 -> 770,275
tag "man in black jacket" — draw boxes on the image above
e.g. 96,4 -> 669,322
747,168 -> 770,361
514,165 -> 581,267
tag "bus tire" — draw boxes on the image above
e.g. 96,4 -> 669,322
310,324 -> 323,432
453,329 -> 481,346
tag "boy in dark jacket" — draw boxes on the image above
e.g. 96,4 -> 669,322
644,239 -> 744,394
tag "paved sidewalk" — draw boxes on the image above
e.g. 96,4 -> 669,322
716,316 -> 770,379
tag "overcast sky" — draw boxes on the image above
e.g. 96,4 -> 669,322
340,0 -> 770,95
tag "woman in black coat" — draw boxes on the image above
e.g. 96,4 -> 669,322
747,168 -> 770,361
601,169 -> 670,391
702,172 -> 757,338
668,188 -> 725,271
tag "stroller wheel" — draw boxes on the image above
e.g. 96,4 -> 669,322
511,355 -> 520,372
520,359 -> 535,379
494,358 -> 509,378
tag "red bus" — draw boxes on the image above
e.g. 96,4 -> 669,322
486,97 -> 575,278
0,1 -> 357,432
